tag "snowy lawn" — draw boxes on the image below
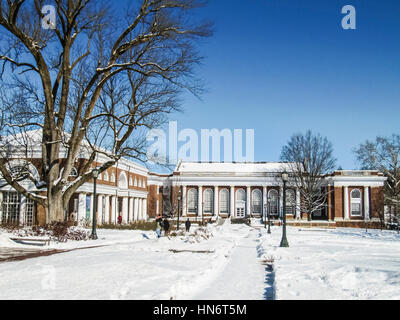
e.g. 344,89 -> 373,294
0,221 -> 399,300
259,226 -> 400,300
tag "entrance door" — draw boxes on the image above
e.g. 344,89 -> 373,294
236,201 -> 246,218
235,189 -> 246,218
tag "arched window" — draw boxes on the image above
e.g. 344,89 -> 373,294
252,189 -> 262,215
187,189 -> 198,214
286,189 -> 296,215
143,180 -> 146,188
204,189 -> 214,214
134,178 -> 138,187
351,189 -> 362,216
219,189 -> 230,214
129,176 -> 133,186
5,160 -> 39,182
236,189 -> 246,202
268,189 -> 279,216
111,173 -> 115,183
104,172 -> 109,181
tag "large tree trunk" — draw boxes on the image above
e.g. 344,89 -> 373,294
47,192 -> 66,223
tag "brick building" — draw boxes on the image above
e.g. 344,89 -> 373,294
0,146 -> 386,229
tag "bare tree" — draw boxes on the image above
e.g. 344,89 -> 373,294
0,0 -> 212,223
280,130 -> 336,221
354,135 -> 400,225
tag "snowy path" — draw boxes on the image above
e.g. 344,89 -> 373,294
192,227 -> 270,300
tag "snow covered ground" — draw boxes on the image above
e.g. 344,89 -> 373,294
0,221 -> 399,300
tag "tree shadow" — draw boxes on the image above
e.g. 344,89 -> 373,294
263,263 -> 275,300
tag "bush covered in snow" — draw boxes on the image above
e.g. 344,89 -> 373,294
2,222 -> 90,242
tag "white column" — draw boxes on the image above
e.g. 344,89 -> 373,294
344,186 -> 349,220
78,193 -> 86,224
296,188 -> 301,219
89,194 -> 94,223
111,196 -> 116,224
20,195 -> 26,226
134,198 -> 139,221
122,197 -> 128,224
279,187 -> 284,218
143,199 -> 147,221
214,186 -> 219,216
262,187 -> 267,218
364,186 -> 370,221
0,192 -> 3,224
230,186 -> 235,217
129,198 -> 134,223
246,186 -> 251,217
138,198 -> 142,220
104,196 -> 110,224
198,186 -> 203,217
182,186 -> 187,217
97,195 -> 103,225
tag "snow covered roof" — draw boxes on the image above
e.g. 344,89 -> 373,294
175,162 -> 296,174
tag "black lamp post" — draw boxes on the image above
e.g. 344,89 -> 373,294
177,189 -> 181,230
90,168 -> 99,240
280,171 -> 289,247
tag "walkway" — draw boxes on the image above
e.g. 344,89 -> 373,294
193,226 -> 272,300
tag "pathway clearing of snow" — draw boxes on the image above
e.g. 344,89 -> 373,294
193,227 -> 269,300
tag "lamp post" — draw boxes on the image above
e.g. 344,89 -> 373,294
90,168 -> 99,240
177,189 -> 181,230
280,171 -> 289,247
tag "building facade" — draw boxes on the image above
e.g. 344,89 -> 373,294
0,157 -> 387,229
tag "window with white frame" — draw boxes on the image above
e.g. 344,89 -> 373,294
187,189 -> 198,214
2,192 -> 21,225
134,178 -> 138,187
252,189 -> 262,214
104,172 -> 109,181
219,189 -> 229,214
111,173 -> 115,183
351,189 -> 362,216
129,176 -> 133,186
204,189 -> 214,214
268,189 -> 279,216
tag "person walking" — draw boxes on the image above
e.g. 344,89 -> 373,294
185,218 -> 191,232
155,215 -> 163,238
163,218 -> 170,237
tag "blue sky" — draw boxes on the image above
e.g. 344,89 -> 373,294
150,0 -> 400,170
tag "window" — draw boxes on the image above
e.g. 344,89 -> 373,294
134,178 -> 138,187
111,173 -> 115,183
252,189 -> 262,214
129,176 -> 133,186
204,189 -> 214,214
286,189 -> 296,215
24,197 -> 35,226
187,189 -> 198,214
104,172 -> 109,181
268,189 -> 279,216
219,189 -> 229,214
2,192 -> 21,225
351,189 -> 362,216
